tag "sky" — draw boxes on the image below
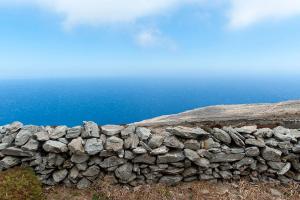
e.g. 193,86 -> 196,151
0,0 -> 300,78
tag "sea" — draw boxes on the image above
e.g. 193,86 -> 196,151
0,76 -> 299,126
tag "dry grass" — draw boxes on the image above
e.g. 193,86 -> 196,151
44,176 -> 300,200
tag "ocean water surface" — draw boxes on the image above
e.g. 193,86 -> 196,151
0,76 -> 299,126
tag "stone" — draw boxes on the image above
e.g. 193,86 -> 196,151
292,145 -> 300,153
133,154 -> 156,164
278,162 -> 291,175
115,163 -> 136,183
212,128 -> 231,144
234,157 -> 255,168
21,139 -> 39,151
102,125 -> 124,136
183,167 -> 198,177
210,153 -> 245,163
235,125 -> 257,134
245,138 -> 265,147
84,138 -> 103,155
15,129 -> 32,146
2,133 -> 17,145
77,178 -> 91,189
82,165 -> 100,177
70,152 -> 89,163
184,139 -> 201,150
43,141 -> 68,154
99,156 -> 126,168
219,171 -> 233,179
106,136 -> 124,152
76,162 -> 88,171
68,137 -> 85,154
265,138 -> 278,147
262,147 -> 282,161
223,127 -> 245,147
1,147 -> 33,157
53,169 -> 68,183
245,147 -> 260,157
66,126 -> 82,139
163,136 -> 184,149
82,121 -> 100,138
124,133 -> 139,149
5,121 -> 23,133
49,126 -> 67,139
159,175 -> 183,185
166,126 -> 210,139
267,161 -> 286,170
273,126 -> 295,141
254,128 -> 273,138
151,146 -> 169,155
148,135 -> 165,149
136,127 -> 151,140
69,167 -> 79,180
184,149 -> 200,161
157,151 -> 185,163
0,156 -> 20,169
201,138 -> 220,149
0,143 -> 9,151
34,131 -> 49,141
133,147 -> 147,154
124,150 -> 134,159
121,125 -> 135,138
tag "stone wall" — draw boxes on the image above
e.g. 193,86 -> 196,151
1,121 -> 300,189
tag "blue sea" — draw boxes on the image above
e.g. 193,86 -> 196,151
0,76 -> 299,126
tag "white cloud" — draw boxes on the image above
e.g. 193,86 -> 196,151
228,0 -> 300,28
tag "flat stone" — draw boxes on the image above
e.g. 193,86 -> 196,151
136,127 -> 151,140
53,169 -> 68,183
273,126 -> 295,141
210,153 -> 245,163
1,147 -> 33,157
184,149 -> 200,161
245,147 -> 260,157
77,178 -> 91,189
115,163 -> 136,183
166,126 -> 210,139
184,139 -> 200,150
267,161 -> 286,170
121,125 -> 135,139
212,128 -> 231,144
151,146 -> 169,155
235,125 -> 257,134
49,126 -> 67,139
68,137 -> 85,154
43,140 -> 67,153
106,136 -> 124,152
124,133 -> 139,149
99,156 -> 126,168
159,175 -> 183,186
82,121 -> 100,138
254,128 -> 273,138
201,138 -> 220,149
163,136 -> 184,149
265,138 -> 278,147
262,147 -> 282,161
133,147 -> 147,154
5,121 -> 23,133
219,171 -> 233,179
157,151 -> 185,163
2,133 -> 17,145
148,135 -> 165,149
245,138 -> 265,147
15,129 -> 32,146
82,165 -> 100,177
84,138 -> 103,155
102,125 -> 124,136
0,156 -> 21,169
21,139 -> 39,151
66,126 -> 82,139
71,154 -> 89,164
223,127 -> 245,147
34,131 -> 49,141
132,154 -> 156,164
234,157 -> 255,168
278,162 -> 291,175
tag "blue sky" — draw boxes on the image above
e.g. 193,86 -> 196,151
0,0 -> 300,78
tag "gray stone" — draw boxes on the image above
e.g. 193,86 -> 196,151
68,137 -> 85,154
184,149 -> 200,161
159,175 -> 183,185
124,150 -> 134,159
0,156 -> 20,169
223,127 -> 245,147
77,178 -> 91,189
136,127 -> 151,140
163,136 -> 184,149
102,125 -> 124,136
157,151 -> 185,163
212,128 -> 232,144
21,139 -> 39,151
82,121 -> 100,138
1,147 -> 33,157
292,145 -> 300,153
106,136 -> 124,152
121,125 -> 135,138
245,138 -> 265,147
71,154 -> 89,164
115,163 -> 136,183
245,147 -> 260,157
273,126 -> 295,141
5,121 -> 23,133
183,167 -> 198,177
84,138 -> 103,155
76,162 -> 88,171
99,156 -> 126,168
133,154 -> 156,164
49,126 -> 67,139
148,135 -> 165,149
262,147 -> 282,161
151,146 -> 169,155
2,133 -> 17,145
254,128 -> 273,138
210,153 -> 245,163
34,131 -> 49,141
166,126 -> 210,139
219,171 -> 233,179
201,138 -> 220,149
133,147 -> 147,154
0,143 -> 9,151
234,157 -> 255,168
66,126 -> 82,139
69,167 -> 79,180
265,138 -> 279,147
124,133 -> 139,149
58,138 -> 68,144
184,139 -> 200,150
278,162 -> 291,175
53,169 -> 68,183
15,129 -> 32,146
267,161 -> 286,170
82,165 -> 100,177
235,125 -> 257,134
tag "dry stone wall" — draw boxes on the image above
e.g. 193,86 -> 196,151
1,121 -> 300,189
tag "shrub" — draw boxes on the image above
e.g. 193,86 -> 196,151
0,167 -> 44,200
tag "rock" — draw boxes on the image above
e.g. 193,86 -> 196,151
245,138 -> 265,147
21,139 -> 39,151
76,162 -> 88,171
151,146 -> 169,155
1,147 -> 33,157
148,135 -> 165,149
273,126 -> 295,141
254,128 -> 273,138
219,171 -> 233,179
34,131 -> 49,141
245,147 -> 260,157
5,121 -> 23,133
82,165 -> 100,177
183,167 -> 198,177
234,157 -> 255,168
278,162 -> 291,175
157,151 -> 185,163
2,133 -> 17,145
77,178 -> 91,189
265,138 -> 278,147
69,167 -> 79,180
133,147 -> 147,154
121,125 -> 135,138
115,163 -> 136,183
201,138 -> 220,149
82,121 -> 100,138
99,156 -> 126,168
106,136 -> 124,152
136,127 -> 151,140
124,133 -> 139,149
292,145 -> 300,153
184,139 -> 200,150
159,175 -> 183,185
212,128 -> 231,144
184,149 -> 200,162
71,154 -> 89,164
0,156 -> 21,169
53,169 -> 68,183
43,140 -> 68,153
210,153 -> 245,163
68,137 -> 85,154
124,150 -> 134,159
66,126 -> 82,139
235,126 -> 257,134
102,125 -> 124,136
262,147 -> 282,161
15,129 -> 32,146
223,127 -> 245,147
84,138 -> 103,155
49,126 -> 67,139
163,136 -> 184,149
0,143 -> 9,151
166,126 -> 210,139
195,158 -> 210,168
133,154 -> 156,164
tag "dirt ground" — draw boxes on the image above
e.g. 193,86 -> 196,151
44,176 -> 300,200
